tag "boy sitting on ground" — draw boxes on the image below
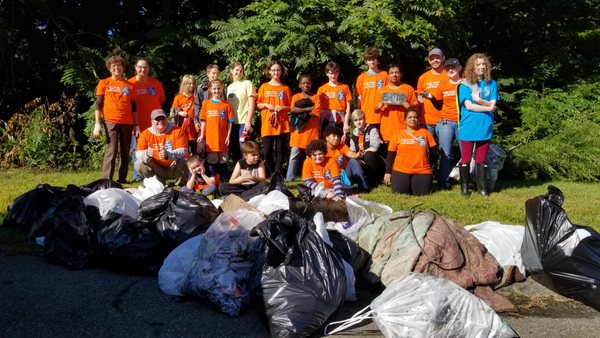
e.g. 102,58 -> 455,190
323,126 -> 370,191
301,139 -> 345,201
218,141 -> 268,199
181,155 -> 219,196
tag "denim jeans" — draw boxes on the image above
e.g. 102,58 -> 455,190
286,146 -> 305,181
131,137 -> 142,181
345,158 -> 369,190
436,120 -> 459,186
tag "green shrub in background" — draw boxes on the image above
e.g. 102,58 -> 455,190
504,81 -> 600,181
0,95 -> 103,169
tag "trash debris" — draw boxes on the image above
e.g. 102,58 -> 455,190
325,273 -> 517,338
251,210 -> 346,337
522,185 -> 600,310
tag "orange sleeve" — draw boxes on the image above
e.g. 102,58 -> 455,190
326,157 -> 341,178
172,127 -> 188,150
302,158 -> 314,180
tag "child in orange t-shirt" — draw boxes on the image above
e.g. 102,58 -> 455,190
181,155 -> 219,196
198,79 -> 235,177
355,47 -> 388,128
315,61 -> 352,140
384,109 -> 436,196
170,74 -> 198,154
256,60 -> 292,175
302,140 -> 345,200
286,74 -> 320,181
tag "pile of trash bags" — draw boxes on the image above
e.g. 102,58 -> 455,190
9,176 -> 600,337
3,179 -> 219,273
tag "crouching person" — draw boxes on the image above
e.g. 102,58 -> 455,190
181,155 -> 219,196
135,109 -> 188,185
302,140 -> 345,201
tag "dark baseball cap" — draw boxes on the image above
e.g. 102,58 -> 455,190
444,58 -> 461,68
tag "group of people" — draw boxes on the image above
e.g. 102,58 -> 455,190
92,46 -> 498,200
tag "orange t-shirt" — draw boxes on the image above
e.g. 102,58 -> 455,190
200,99 -> 235,152
136,126 -> 187,167
289,93 -> 320,149
129,76 -> 165,129
257,83 -> 292,137
388,128 -> 436,174
171,93 -> 197,140
356,70 -> 388,125
376,83 -> 418,142
326,143 -> 351,170
416,70 -> 447,125
302,157 -> 341,189
95,77 -> 135,124
433,79 -> 460,122
316,83 -> 352,124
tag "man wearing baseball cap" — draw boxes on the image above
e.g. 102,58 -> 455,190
416,47 -> 448,177
135,109 -> 188,185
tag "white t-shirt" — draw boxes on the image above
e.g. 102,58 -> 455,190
227,80 -> 256,124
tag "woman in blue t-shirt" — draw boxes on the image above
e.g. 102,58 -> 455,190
457,53 -> 499,196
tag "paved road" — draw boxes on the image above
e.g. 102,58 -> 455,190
1,253 -> 599,337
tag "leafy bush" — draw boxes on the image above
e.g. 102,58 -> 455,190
0,95 -> 102,169
503,81 -> 600,181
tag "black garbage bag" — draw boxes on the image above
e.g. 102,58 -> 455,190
42,194 -> 95,269
78,179 -> 123,195
4,184 -> 96,269
522,185 -> 600,310
95,212 -> 169,275
326,229 -> 370,274
3,184 -> 73,237
251,210 -> 346,338
139,189 -> 219,249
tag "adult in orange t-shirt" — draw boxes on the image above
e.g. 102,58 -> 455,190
135,109 -> 188,185
198,79 -> 235,178
416,47 -> 447,135
93,55 -> 138,183
129,58 -> 165,181
355,47 -> 388,127
286,74 -> 320,181
315,61 -> 352,138
256,60 -> 291,175
302,140 -> 344,200
374,63 -> 418,143
170,74 -> 198,154
384,109 -> 436,195
427,57 -> 462,189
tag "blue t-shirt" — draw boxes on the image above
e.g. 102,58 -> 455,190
458,80 -> 499,141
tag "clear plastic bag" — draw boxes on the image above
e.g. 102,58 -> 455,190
326,273 -> 517,338
343,196 -> 393,241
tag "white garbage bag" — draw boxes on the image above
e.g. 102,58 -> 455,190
465,221 -> 526,277
131,176 -> 164,202
326,273 -> 517,338
84,188 -> 140,219
247,190 -> 289,215
342,196 -> 393,241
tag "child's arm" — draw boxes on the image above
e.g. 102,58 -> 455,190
225,122 -> 232,147
186,172 -> 196,191
228,162 -> 244,184
331,176 -> 345,200
343,103 -> 351,134
197,121 -> 206,142
303,177 -> 318,192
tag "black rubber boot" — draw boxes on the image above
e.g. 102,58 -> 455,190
476,163 -> 490,196
459,163 -> 470,197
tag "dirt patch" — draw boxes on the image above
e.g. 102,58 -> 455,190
500,289 -> 598,318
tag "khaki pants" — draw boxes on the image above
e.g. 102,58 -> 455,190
134,158 -> 188,186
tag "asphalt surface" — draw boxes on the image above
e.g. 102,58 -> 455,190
1,253 -> 599,338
